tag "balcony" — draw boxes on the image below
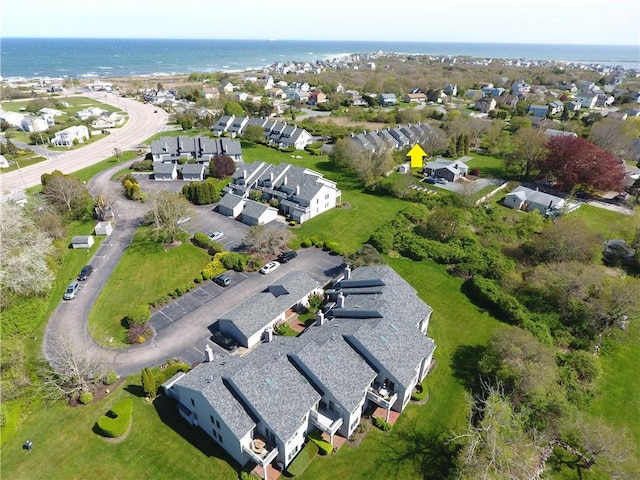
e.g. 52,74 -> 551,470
243,436 -> 279,466
366,385 -> 398,412
310,409 -> 343,443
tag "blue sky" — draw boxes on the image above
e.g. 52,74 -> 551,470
3,0 -> 639,46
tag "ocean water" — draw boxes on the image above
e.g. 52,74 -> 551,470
1,38 -> 638,79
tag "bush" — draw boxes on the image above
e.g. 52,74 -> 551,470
95,398 -> 133,438
287,441 -> 319,476
372,416 -> 392,432
308,431 -> 333,455
124,304 -> 151,328
78,391 -> 93,405
202,258 -> 226,280
142,367 -> 157,398
300,239 -> 312,248
130,160 -> 153,171
466,276 -> 530,326
126,323 -> 153,344
220,252 -> 249,272
411,383 -> 429,401
155,363 -> 191,385
307,294 -> 323,313
104,371 -> 118,385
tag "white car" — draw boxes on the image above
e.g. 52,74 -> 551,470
209,231 -> 224,242
259,261 -> 280,275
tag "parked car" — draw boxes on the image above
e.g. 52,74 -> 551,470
77,265 -> 93,281
277,251 -> 297,263
422,177 -> 437,185
435,177 -> 447,184
209,231 -> 224,242
63,281 -> 80,300
211,330 -> 238,351
259,261 -> 280,275
213,274 -> 231,287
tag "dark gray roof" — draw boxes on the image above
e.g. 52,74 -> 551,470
292,333 -> 376,413
151,135 -> 242,161
218,192 -> 245,209
218,271 -> 319,338
153,162 -> 176,175
181,163 -> 205,175
174,356 -> 257,439
241,199 -> 276,221
229,339 -> 321,441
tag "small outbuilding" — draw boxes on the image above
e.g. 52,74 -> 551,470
217,193 -> 246,218
153,162 -> 178,181
71,235 -> 94,249
95,221 -> 113,236
240,199 -> 278,226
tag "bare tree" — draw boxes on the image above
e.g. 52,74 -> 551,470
0,201 -> 54,300
415,124 -> 449,157
41,171 -> 89,215
145,191 -> 189,243
590,118 -> 633,157
39,330 -> 106,400
243,224 -> 292,258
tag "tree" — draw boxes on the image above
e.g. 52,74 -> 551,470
41,171 -> 90,217
39,330 -> 106,400
243,124 -> 266,144
145,191 -> 189,243
422,207 -> 469,242
329,137 -> 365,169
538,136 -> 625,192
182,179 -> 220,205
415,124 -> 449,157
525,216 -> 600,264
0,201 -> 54,301
506,127 -> 548,177
243,224 -> 292,258
3,138 -> 18,157
452,388 -> 544,480
590,117 -> 634,157
223,101 -> 244,116
209,153 -> 236,179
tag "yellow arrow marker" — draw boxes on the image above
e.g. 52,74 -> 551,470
406,144 -> 427,169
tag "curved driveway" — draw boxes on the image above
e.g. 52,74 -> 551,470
1,92 -> 169,190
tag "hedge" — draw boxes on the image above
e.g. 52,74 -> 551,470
308,431 -> 333,455
124,304 -> 151,328
286,441 -> 319,476
96,398 -> 133,438
466,276 -> 530,326
372,416 -> 392,432
155,363 -> 191,385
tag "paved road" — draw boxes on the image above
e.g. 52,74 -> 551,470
1,92 -> 169,190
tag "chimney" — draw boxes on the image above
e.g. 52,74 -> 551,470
204,344 -> 214,362
283,175 -> 288,185
264,329 -> 274,343
344,265 -> 351,280
336,292 -> 345,309
243,169 -> 247,178
316,311 -> 325,326
295,185 -> 300,196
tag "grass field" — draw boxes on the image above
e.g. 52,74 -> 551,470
0,149 -> 47,173
87,227 -> 211,346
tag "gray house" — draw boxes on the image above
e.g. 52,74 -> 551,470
378,93 -> 397,106
424,157 -> 469,182
181,163 -> 205,182
504,186 -> 567,215
153,162 -> 177,181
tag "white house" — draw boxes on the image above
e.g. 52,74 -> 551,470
52,125 -> 89,147
0,110 -> 25,128
71,235 -> 94,249
21,116 -> 49,133
76,107 -> 107,121
504,186 -> 566,215
575,92 -> 598,110
164,265 -> 436,477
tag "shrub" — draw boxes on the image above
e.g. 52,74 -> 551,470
220,252 -> 249,272
124,304 -> 151,328
141,367 -> 157,398
95,398 -> 133,438
287,441 -> 319,476
78,391 -> 93,405
411,383 -> 429,401
372,416 -> 392,432
202,258 -> 226,280
130,159 -> 153,171
104,371 -> 118,385
155,363 -> 191,385
239,472 -> 260,480
466,276 -> 530,326
300,239 -> 312,248
307,294 -> 323,313
309,431 -> 333,455
126,323 -> 153,344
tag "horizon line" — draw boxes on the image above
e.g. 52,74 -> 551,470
2,37 -> 638,48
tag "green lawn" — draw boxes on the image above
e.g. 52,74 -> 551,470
573,204 -> 638,240
88,227 -> 211,346
0,150 -> 47,173
0,378 -> 238,480
464,152 -> 510,179
0,97 -> 121,116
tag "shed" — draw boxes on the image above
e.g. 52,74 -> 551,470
95,221 -> 113,236
71,235 -> 94,249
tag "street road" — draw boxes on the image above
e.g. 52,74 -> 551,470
1,92 -> 169,190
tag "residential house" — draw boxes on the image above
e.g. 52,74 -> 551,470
548,100 -> 565,115
0,110 -> 24,128
217,193 -> 246,218
151,136 -> 243,164
286,88 -> 310,102
212,115 -> 234,135
565,101 -> 582,113
475,97 -> 496,113
482,86 -> 505,97
220,82 -> 234,94
543,129 -> 578,138
529,104 -> 549,117
20,116 -> 49,133
575,92 -> 598,110
38,107 -> 64,117
511,79 -> 531,95
403,93 -> 427,104
203,86 -> 220,99
424,157 -> 470,182
164,264 -> 436,475
219,271 -> 321,349
596,94 -> 615,107
494,94 -> 518,108
378,93 -> 397,106
503,186 -> 567,215
308,91 -> 327,106
92,112 -> 125,129
181,163 -> 206,182
240,199 -> 279,226
222,161 -> 341,224
443,83 -> 458,96
0,154 -> 10,168
76,107 -> 107,121
52,125 -> 89,146
277,125 -> 312,150
153,162 -> 178,181
226,116 -> 250,137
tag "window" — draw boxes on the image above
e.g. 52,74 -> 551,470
216,420 -> 220,429
210,415 -> 215,425
191,398 -> 195,407
212,429 -> 217,439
